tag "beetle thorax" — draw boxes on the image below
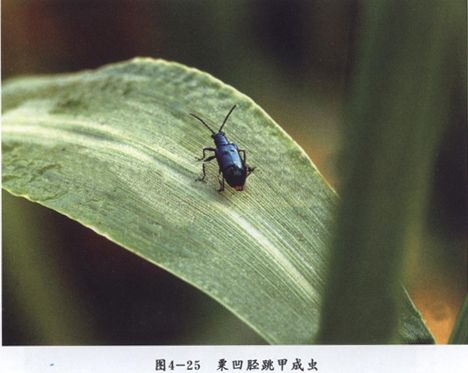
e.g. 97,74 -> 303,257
213,132 -> 229,146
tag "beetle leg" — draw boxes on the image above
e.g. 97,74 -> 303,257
196,155 -> 216,182
196,163 -> 208,182
240,150 -> 255,177
203,155 -> 216,163
239,149 -> 246,163
197,161 -> 212,182
217,171 -> 225,192
197,147 -> 216,161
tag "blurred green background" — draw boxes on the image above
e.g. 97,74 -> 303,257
2,0 -> 466,344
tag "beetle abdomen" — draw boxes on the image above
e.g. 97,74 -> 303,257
215,143 -> 246,188
224,165 -> 247,188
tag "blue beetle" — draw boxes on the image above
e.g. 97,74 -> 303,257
191,105 -> 254,191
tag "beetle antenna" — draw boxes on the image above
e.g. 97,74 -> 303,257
190,113 -> 216,135
218,105 -> 237,133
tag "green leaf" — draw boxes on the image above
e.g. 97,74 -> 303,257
317,0 -> 461,344
449,296 -> 468,344
2,58 -> 432,343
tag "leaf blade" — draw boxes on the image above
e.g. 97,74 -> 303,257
2,58 -> 431,343
449,296 -> 468,344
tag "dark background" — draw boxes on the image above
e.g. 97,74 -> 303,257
2,0 -> 466,344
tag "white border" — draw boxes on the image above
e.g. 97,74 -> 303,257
1,345 -> 468,373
